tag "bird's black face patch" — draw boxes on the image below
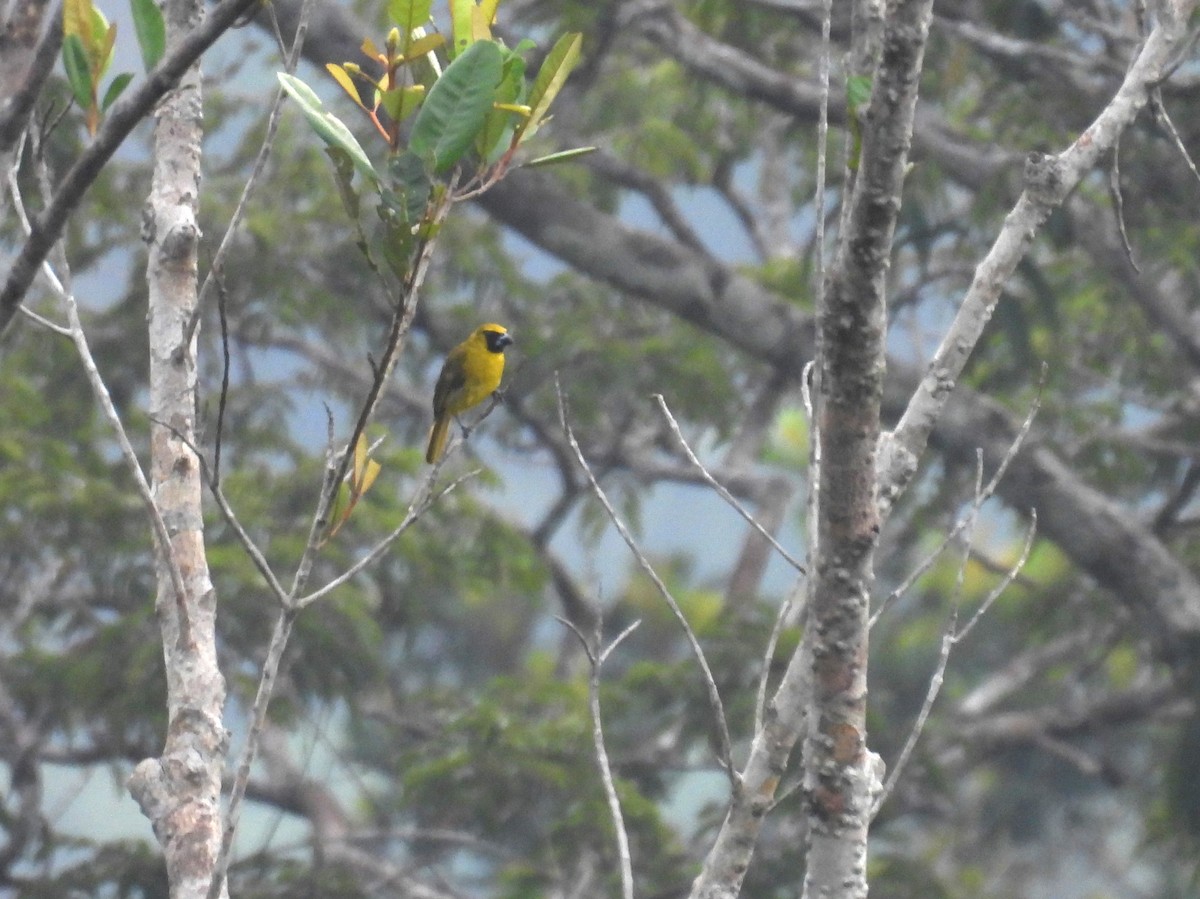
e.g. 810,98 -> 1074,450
484,329 -> 513,353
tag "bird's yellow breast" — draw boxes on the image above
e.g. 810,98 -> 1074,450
437,324 -> 510,417
450,335 -> 506,413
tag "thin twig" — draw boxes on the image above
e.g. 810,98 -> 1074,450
151,418 -> 291,606
870,370 -> 1045,812
15,304 -> 71,335
294,178 -> 459,587
872,491 -> 1039,817
213,179 -> 463,899
1150,90 -> 1200,191
184,0 -> 316,351
871,366 -> 1045,628
556,615 -> 640,899
296,468 -> 479,608
814,0 -> 832,295
7,165 -> 190,624
956,510 -> 1037,643
206,460 -> 467,897
0,0 -> 264,334
1107,139 -> 1139,272
5,161 -> 73,339
0,1 -> 63,155
212,273 -> 231,484
557,380 -> 738,788
195,0 -> 316,484
654,394 -> 805,574
754,597 -> 792,735
873,451 -> 989,817
208,604 -> 297,899
872,611 -> 955,817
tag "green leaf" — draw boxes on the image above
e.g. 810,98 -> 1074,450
408,39 -> 503,173
475,54 -> 525,162
403,31 -> 445,63
514,32 -> 582,143
88,5 -> 108,48
100,71 -> 133,110
130,0 -> 165,70
96,19 -> 117,82
277,72 -> 378,184
524,146 -> 596,169
62,34 -> 94,109
373,204 -> 418,282
388,0 -> 432,39
388,150 -> 432,224
326,147 -> 363,222
380,85 -> 425,123
449,0 -> 473,57
846,74 -> 872,172
326,147 -> 388,277
846,73 -> 872,112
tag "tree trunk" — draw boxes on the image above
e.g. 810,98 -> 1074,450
126,0 -> 228,895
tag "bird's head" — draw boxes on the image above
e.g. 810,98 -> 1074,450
478,324 -> 514,353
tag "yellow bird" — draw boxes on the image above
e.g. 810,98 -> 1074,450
425,323 -> 514,464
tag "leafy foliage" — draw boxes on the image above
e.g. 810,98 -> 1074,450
8,0 -> 1200,895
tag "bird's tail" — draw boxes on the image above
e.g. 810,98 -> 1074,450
425,416 -> 450,464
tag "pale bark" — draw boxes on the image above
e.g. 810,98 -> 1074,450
800,0 -> 934,894
126,0 -> 228,895
879,0 -> 1200,512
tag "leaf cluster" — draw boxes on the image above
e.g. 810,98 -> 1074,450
61,0 -> 163,135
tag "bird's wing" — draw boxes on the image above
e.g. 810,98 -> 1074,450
432,345 -> 469,415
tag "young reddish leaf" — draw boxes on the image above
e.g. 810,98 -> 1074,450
63,0 -> 91,41
87,4 -> 108,48
353,432 -> 368,490
360,458 -> 382,496
327,63 -> 367,109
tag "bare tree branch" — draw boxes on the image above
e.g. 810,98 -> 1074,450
558,381 -> 737,786
0,0 -> 262,335
800,0 -> 935,892
128,0 -> 228,895
0,0 -> 61,160
557,616 -> 641,899
880,3 -> 1200,514
655,394 -> 805,573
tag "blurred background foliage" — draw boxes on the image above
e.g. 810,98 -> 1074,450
3,0 -> 1200,896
